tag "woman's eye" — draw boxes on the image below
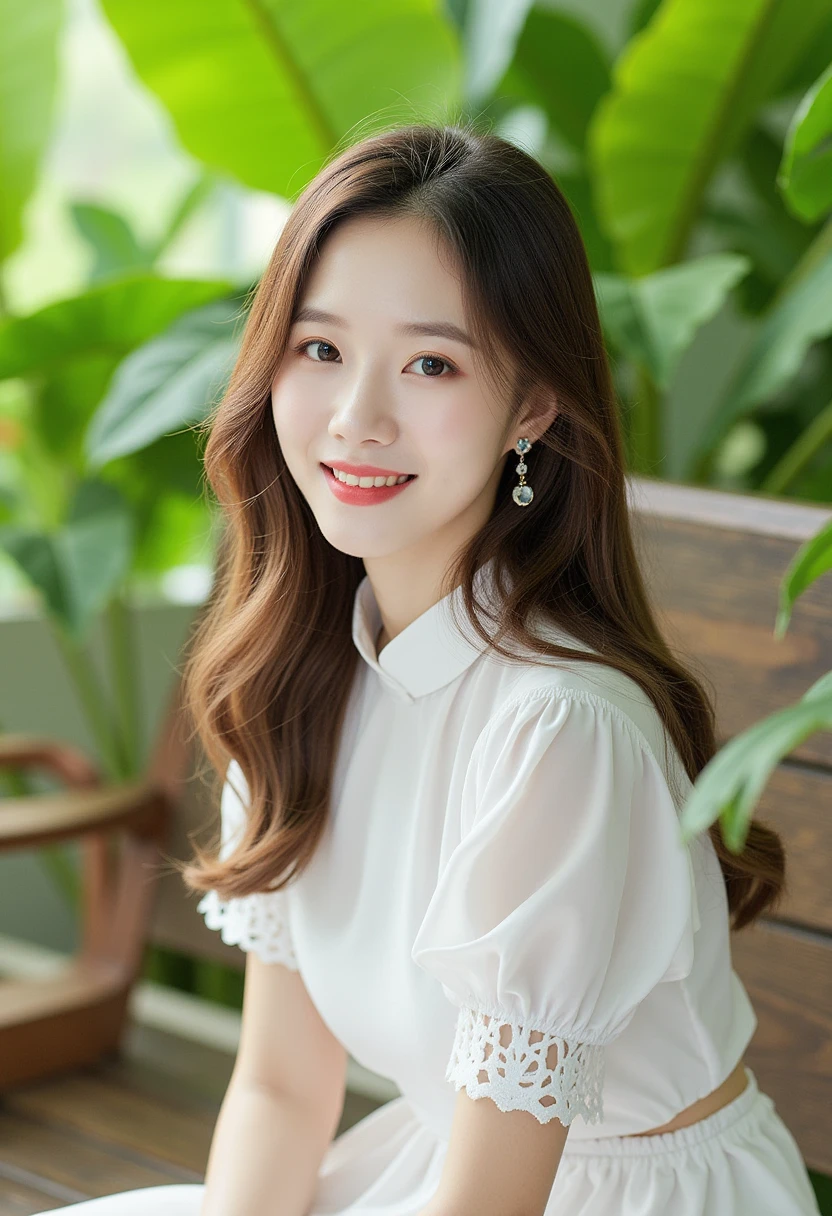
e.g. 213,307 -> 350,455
408,354 -> 457,378
297,339 -> 340,362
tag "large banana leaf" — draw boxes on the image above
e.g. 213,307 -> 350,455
0,0 -> 62,262
589,0 -> 832,275
99,0 -> 461,199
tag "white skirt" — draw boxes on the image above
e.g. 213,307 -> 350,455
33,1069 -> 821,1215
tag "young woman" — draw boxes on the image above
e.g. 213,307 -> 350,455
46,123 -> 821,1214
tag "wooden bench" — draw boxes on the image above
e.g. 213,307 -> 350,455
0,476 -> 830,1212
627,479 -> 832,1178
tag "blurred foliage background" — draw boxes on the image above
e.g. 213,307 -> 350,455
3,0 -> 832,652
1,0 -> 831,1199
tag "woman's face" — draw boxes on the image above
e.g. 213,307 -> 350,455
270,212 -> 531,565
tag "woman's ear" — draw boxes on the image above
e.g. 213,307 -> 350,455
511,392 -> 560,451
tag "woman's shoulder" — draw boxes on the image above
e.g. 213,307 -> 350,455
483,615 -> 678,785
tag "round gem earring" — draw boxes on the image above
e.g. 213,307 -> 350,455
512,438 -> 534,506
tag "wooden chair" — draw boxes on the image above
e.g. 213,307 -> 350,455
0,477 -> 830,1209
0,675 -> 192,1088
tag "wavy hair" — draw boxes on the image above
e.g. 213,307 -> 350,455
178,120 -> 784,932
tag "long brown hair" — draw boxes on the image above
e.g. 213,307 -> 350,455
178,119 -> 784,933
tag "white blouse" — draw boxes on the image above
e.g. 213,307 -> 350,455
198,557 -> 757,1140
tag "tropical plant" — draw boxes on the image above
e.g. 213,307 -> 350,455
0,0 -> 465,989
3,1 -> 831,762
0,0 -> 461,790
1,0 -> 831,1047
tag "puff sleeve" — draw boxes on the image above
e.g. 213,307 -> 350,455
197,759 -> 299,969
410,690 -> 697,1127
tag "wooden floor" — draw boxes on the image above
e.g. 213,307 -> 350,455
0,1021 -> 384,1214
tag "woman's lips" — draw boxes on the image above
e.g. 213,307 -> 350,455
321,463 -> 417,505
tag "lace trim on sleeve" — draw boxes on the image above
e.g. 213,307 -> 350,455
445,1006 -> 605,1126
197,888 -> 300,970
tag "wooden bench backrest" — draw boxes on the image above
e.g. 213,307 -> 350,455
629,479 -> 832,1174
153,477 -> 832,1173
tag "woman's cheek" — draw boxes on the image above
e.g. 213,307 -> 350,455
272,383 -> 316,449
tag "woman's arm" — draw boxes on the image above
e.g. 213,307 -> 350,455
201,950 -> 347,1215
202,1079 -> 341,1215
417,1084 -> 569,1216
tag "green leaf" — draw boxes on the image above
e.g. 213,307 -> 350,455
99,0 -> 461,198
679,683 -> 832,850
36,353 -> 126,467
778,16 -> 832,97
691,243 -> 832,461
763,390 -> 832,495
0,277 -> 233,481
114,427 -> 207,505
501,8 -> 610,150
101,427 -> 209,567
0,479 -> 134,639
72,175 -> 218,277
0,0 -> 63,261
775,517 -> 832,637
462,0 -> 534,104
0,484 -> 16,524
59,480 -> 134,628
703,124 -> 825,315
0,274 -> 233,381
703,203 -> 812,315
588,0 -> 832,275
593,254 -> 750,388
130,491 -> 213,576
778,63 -> 832,223
86,296 -> 245,467
0,530 -> 61,610
628,0 -> 662,38
804,667 -> 832,703
148,170 -> 217,262
555,169 -> 615,272
69,202 -> 154,282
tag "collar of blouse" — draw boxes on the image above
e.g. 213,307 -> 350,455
351,558 -> 581,704
351,558 -> 505,703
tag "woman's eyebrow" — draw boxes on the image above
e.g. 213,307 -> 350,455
291,305 -> 477,349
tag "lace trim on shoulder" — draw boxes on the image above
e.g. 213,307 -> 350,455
445,1006 -> 604,1126
197,888 -> 300,970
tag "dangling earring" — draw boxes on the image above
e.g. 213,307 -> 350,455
512,438 -> 533,506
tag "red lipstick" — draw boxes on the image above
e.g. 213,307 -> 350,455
320,463 -> 417,506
